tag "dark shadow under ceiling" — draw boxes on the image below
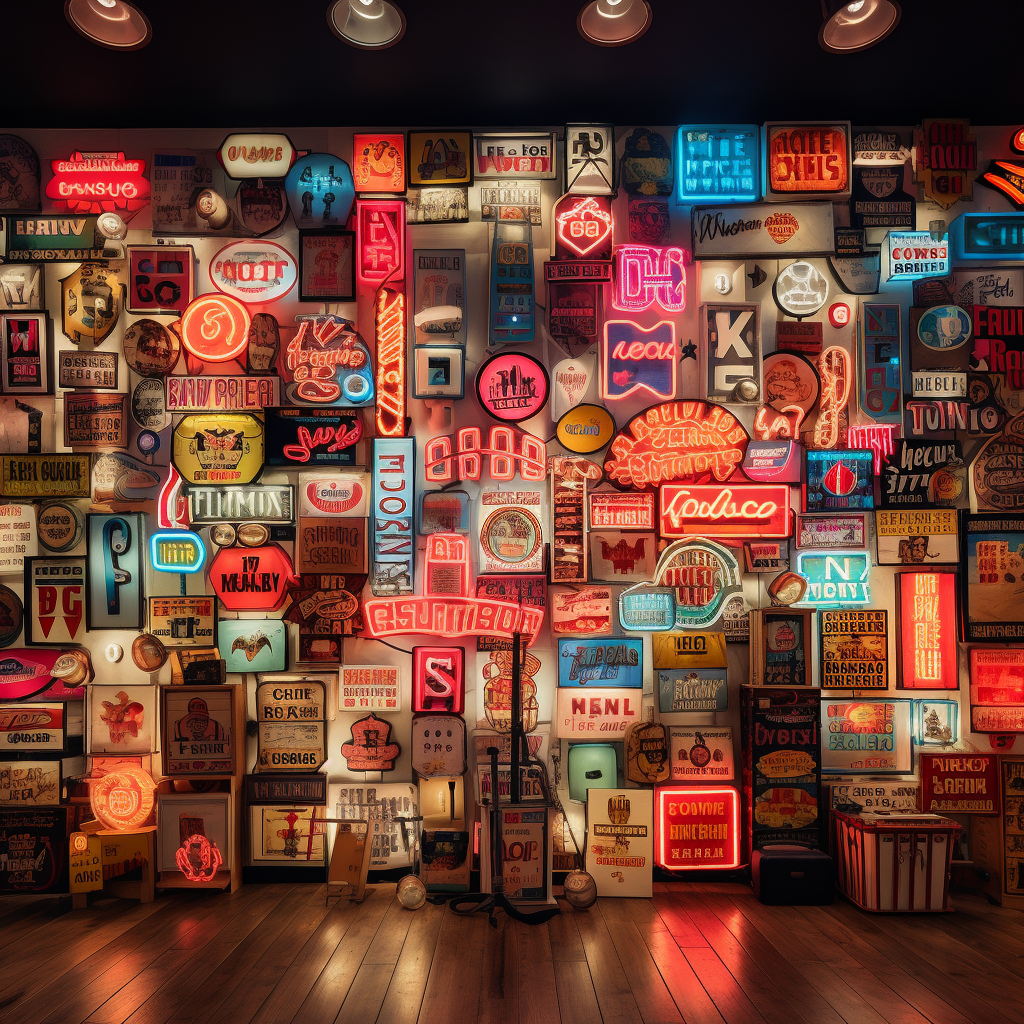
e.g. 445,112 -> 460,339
19,1 -> 1020,128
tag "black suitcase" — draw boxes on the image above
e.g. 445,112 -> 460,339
751,844 -> 835,905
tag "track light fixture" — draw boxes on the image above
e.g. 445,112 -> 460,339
327,0 -> 407,50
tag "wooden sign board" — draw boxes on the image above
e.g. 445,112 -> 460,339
919,753 -> 998,816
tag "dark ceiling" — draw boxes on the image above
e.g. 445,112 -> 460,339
17,1 -> 1019,128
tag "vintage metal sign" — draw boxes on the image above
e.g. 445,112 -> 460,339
555,405 -> 615,456
298,517 -> 366,574
6,216 -> 103,262
973,410 -> 1024,512
555,688 -> 639,738
172,414 -> 265,485
659,667 -> 727,713
299,473 -> 367,519
763,122 -> 851,200
85,514 -> 143,630
913,119 -> 975,210
418,490 -> 469,534
58,351 -> 117,391
210,544 -> 294,612
0,503 -> 36,573
163,687 -> 235,776
254,680 -> 326,772
884,231 -> 949,283
653,631 -> 727,670
875,509 -> 959,565
659,483 -> 790,538
703,303 -> 760,404
819,609 -> 888,689
165,376 -> 279,413
147,595 -> 215,646
655,786 -> 740,871
340,664 -> 400,712
691,202 -> 835,259
896,571 -> 958,689
371,438 -> 415,597
589,531 -> 655,583
803,449 -> 874,512
25,557 -> 85,645
751,608 -> 811,686
550,587 -> 611,636
411,714 -> 466,778
919,753 -> 997,816
549,459 -> 591,585
0,455 -> 89,499
557,638 -> 642,689
669,727 -> 734,782
970,648 -> 1024,732
341,713 -> 400,772
476,351 -> 549,422
822,700 -> 913,774
219,620 -> 287,673
64,393 -> 126,451
188,484 -> 294,524
245,773 -> 327,805
588,492 -> 654,531
0,703 -> 72,753
475,133 -> 556,179
586,789 -> 652,898
127,244 -> 194,315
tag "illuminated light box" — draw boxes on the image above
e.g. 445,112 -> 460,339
659,483 -> 790,539
356,199 -> 406,286
372,438 -> 415,597
424,532 -> 471,597
742,440 -> 802,483
46,151 -> 151,218
284,153 -> 354,227
413,647 -> 465,714
795,551 -> 871,608
601,320 -> 677,402
612,246 -> 686,313
423,426 -> 546,484
948,212 -> 1024,261
209,544 -> 295,612
619,588 -> 676,632
883,231 -> 949,282
762,122 -> 852,202
803,449 -> 873,512
149,531 -> 205,574
553,194 -> 613,260
821,700 -> 912,774
89,765 -> 156,832
675,125 -> 759,205
208,240 -> 297,304
218,133 -> 296,180
897,570 -> 958,690
969,648 -> 1024,733
178,293 -> 251,363
655,786 -> 740,871
375,287 -> 406,437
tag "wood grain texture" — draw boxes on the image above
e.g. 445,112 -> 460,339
1,883 -> 1022,1024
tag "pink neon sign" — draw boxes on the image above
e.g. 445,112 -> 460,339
613,245 -> 687,313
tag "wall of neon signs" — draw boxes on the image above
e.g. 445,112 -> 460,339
2,121 -> 1022,891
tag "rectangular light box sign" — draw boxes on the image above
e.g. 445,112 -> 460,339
675,125 -> 760,205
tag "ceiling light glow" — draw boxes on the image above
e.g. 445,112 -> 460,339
328,0 -> 407,49
819,0 -> 901,53
64,0 -> 152,50
578,0 -> 652,46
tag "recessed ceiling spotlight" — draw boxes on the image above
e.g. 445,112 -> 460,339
578,0 -> 652,47
64,0 -> 152,51
328,0 -> 407,49
818,0 -> 901,53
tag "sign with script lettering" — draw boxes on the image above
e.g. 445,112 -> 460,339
691,203 -> 835,259
659,483 -> 789,538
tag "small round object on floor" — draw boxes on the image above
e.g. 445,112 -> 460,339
562,870 -> 598,910
397,874 -> 427,910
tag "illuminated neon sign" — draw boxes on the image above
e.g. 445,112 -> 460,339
884,230 -> 949,282
602,320 -> 677,402
356,199 -> 406,285
554,195 -> 613,259
363,596 -> 544,646
847,424 -> 898,475
763,122 -> 851,200
178,293 -> 251,363
605,402 -> 749,488
804,449 -> 874,512
612,246 -> 686,312
812,346 -> 851,449
659,484 -> 790,538
284,314 -> 374,407
675,125 -> 759,205
413,646 -> 465,714
897,571 -> 958,690
374,287 -> 406,437
89,765 -> 156,832
149,531 -> 206,574
949,213 -> 1024,260
795,551 -> 871,607
218,133 -> 296,179
424,426 -> 546,483
372,438 -> 415,598
176,834 -> 223,882
45,151 -> 150,217
424,533 -> 471,597
655,786 -> 740,871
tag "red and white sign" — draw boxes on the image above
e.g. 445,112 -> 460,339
554,195 -> 613,260
299,474 -> 367,517
655,786 -> 740,871
208,240 -> 297,303
970,648 -> 1024,733
362,596 -> 544,646
589,492 -> 655,531
555,688 -> 639,738
897,571 -> 958,690
46,151 -> 150,217
165,376 -> 279,412
357,199 -> 406,285
218,133 -> 297,180
412,646 -> 465,713
209,544 -> 296,611
178,294 -> 251,363
919,754 -> 998,816
424,533 -> 472,597
551,587 -> 612,635
613,245 -> 687,313
423,426 -> 546,484
659,484 -> 790,538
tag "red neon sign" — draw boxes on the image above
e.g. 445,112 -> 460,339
285,314 -> 370,406
89,765 -> 156,831
812,346 -> 851,449
46,151 -> 150,217
847,423 -> 899,475
375,287 -> 406,437
970,648 -> 1024,732
362,596 -> 543,646
424,426 -> 546,483
178,294 -> 250,363
424,533 -> 471,597
209,544 -> 296,611
413,646 -> 465,713
655,786 -> 740,871
357,199 -> 405,285
613,245 -> 687,312
605,402 -> 749,488
554,195 -> 613,259
753,405 -> 805,441
897,571 -> 958,690
659,484 -> 791,539
175,834 -> 223,882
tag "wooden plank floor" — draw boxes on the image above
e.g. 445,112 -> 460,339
0,883 -> 1019,1024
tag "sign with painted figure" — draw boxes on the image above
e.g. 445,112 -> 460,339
601,320 -> 677,402
913,698 -> 958,746
819,609 -> 888,690
910,304 -> 971,372
147,595 -> 215,647
875,509 -> 959,565
284,153 -> 354,227
655,787 -> 740,872
476,351 -> 549,422
587,790 -> 653,898
763,122 -> 851,200
550,587 -> 612,636
794,551 -> 872,608
219,620 -> 287,674
803,449 -> 874,512
372,438 -> 415,597
557,638 -> 642,688
172,414 -> 265,486
880,440 -> 962,509
821,700 -> 912,774
963,514 -> 1024,642
589,531 -> 656,582
896,571 -> 958,690
669,728 -> 734,782
659,668 -> 727,714
858,303 -> 901,424
352,133 -> 405,193
969,648 -> 1024,733
555,688 -> 639,738
60,262 -> 122,347
162,687 -> 236,777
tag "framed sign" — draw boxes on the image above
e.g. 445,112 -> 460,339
156,792 -> 231,874
557,638 -> 642,688
750,609 -> 812,687
763,122 -> 852,201
795,513 -> 865,549
340,665 -> 400,712
414,345 -> 465,399
0,314 -> 49,395
353,133 -> 405,193
475,133 -> 556,180
162,686 -> 237,777
963,514 -> 1024,642
821,699 -> 913,774
919,753 -> 998,816
803,449 -> 873,512
819,609 -> 888,689
407,186 -> 468,223
479,506 -> 543,574
586,790 -> 652,898
655,787 -> 740,871
87,684 -> 156,754
255,679 -> 326,773
668,727 -> 734,782
0,264 -> 43,312
970,648 -> 1024,733
876,509 -> 959,565
0,503 -> 37,572
408,131 -> 472,186
565,124 -> 615,194
127,245 -> 194,315
250,806 -> 325,864
412,647 -> 464,713
356,199 -> 405,285
25,557 -> 85,645
57,351 -> 116,391
896,570 -> 958,689
147,595 -> 216,647
219,619 -> 287,674
64,392 -> 126,450
418,490 -> 469,535
702,304 -> 760,405
913,698 -> 959,746
85,514 -> 144,630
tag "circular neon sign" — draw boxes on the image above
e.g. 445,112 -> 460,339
179,294 -> 251,363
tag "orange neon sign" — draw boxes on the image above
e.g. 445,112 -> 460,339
178,294 -> 251,363
375,287 -> 406,436
89,765 -> 157,831
424,426 -> 547,483
812,346 -> 851,449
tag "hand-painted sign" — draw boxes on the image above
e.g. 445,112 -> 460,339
556,404 -> 615,455
557,638 -> 642,688
550,587 -> 612,636
822,700 -> 912,773
1,455 -> 90,499
6,216 -> 104,262
751,609 -> 811,686
963,514 -> 1024,641
172,414 -> 265,485
163,687 -> 235,776
475,134 -> 556,179
127,245 -> 194,315
589,492 -> 654,531
147,595 -> 215,646
341,713 -> 400,772
658,667 -> 727,713
566,124 -> 615,194
58,351 -> 117,391
692,203 -> 835,260
880,441 -> 961,508
919,753 -> 997,815
876,509 -> 959,565
601,320 -> 677,402
165,376 -> 279,413
25,558 -> 85,645
819,609 -> 888,688
555,688 -> 638,738
208,240 -> 297,303
884,231 -> 949,282
970,648 -> 1024,732
209,544 -> 295,612
795,513 -> 865,549
913,119 -> 975,210
803,449 -> 874,511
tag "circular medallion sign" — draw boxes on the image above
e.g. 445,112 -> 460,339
37,501 -> 85,552
131,377 -> 169,430
122,318 -> 180,377
90,766 -> 156,832
916,305 -> 971,352
208,240 -> 297,303
476,352 -> 549,422
179,294 -> 251,363
773,261 -> 829,317
556,404 -> 616,454
480,507 -> 542,568
762,352 -> 820,415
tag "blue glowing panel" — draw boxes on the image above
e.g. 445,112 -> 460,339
675,125 -> 760,205
884,230 -> 949,282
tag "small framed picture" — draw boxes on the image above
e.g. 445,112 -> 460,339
415,346 -> 464,399
0,313 -> 50,394
298,230 -> 355,302
407,131 -> 473,186
0,264 -> 44,311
